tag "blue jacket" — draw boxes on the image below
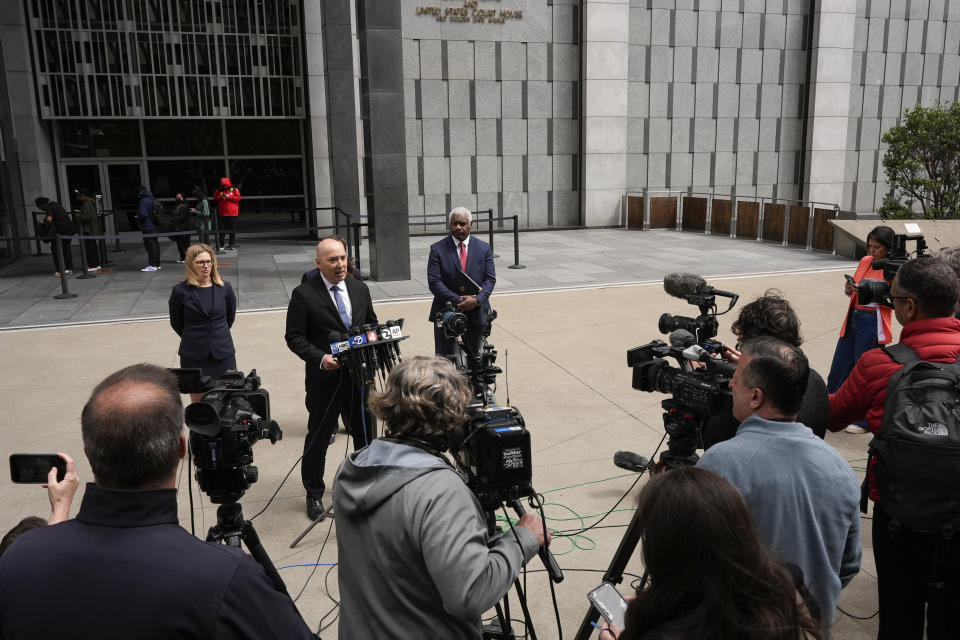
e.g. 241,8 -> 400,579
697,414 -> 862,634
137,188 -> 156,231
427,235 -> 496,325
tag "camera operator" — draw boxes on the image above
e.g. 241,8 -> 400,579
332,356 -> 548,639
0,364 -> 315,639
698,337 -> 861,637
702,292 -> 829,448
828,256 -> 960,638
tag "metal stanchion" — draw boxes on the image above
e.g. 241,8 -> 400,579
508,215 -> 525,270
351,221 -> 362,278
52,235 -> 77,299
485,208 -> 499,258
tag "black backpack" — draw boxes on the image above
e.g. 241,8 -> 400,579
150,198 -> 171,232
867,342 -> 960,536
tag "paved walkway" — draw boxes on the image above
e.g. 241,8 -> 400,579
0,228 -> 853,328
0,229 -> 879,638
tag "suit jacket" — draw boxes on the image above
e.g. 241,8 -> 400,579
427,235 -> 496,325
169,281 -> 237,360
285,275 -> 377,391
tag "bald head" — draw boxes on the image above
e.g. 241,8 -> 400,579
315,237 -> 348,284
81,364 -> 184,489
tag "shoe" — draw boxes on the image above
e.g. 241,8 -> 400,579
156,265 -> 162,270
306,496 -> 325,521
88,265 -> 101,271
141,265 -> 158,272
329,434 -> 336,444
54,270 -> 73,276
175,259 -> 185,264
227,246 -> 235,251
844,424 -> 869,434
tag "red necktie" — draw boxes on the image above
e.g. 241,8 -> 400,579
459,241 -> 467,271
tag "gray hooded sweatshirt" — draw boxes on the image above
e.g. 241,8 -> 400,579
333,439 -> 539,639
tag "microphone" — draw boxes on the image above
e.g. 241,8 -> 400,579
663,272 -> 705,298
669,328 -> 696,348
613,451 -> 649,473
664,272 -> 738,300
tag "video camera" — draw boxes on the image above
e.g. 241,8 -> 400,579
171,368 -> 281,504
857,232 -> 928,306
435,303 -> 533,512
625,274 -> 738,470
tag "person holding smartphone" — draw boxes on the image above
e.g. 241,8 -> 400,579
597,467 -> 821,640
826,225 -> 894,433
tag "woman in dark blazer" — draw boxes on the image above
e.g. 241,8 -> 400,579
169,243 -> 237,401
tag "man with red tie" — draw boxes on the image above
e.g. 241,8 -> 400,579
427,207 -> 497,358
285,237 -> 378,520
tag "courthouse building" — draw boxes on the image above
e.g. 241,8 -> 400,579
1,0 -> 958,277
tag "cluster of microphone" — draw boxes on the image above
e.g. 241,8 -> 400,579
328,320 -> 407,389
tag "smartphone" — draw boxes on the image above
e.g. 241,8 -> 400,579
9,454 -> 66,484
844,274 -> 856,285
587,582 -> 628,630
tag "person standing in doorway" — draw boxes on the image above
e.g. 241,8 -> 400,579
75,190 -> 102,271
35,196 -> 74,276
136,185 -> 161,272
191,185 -> 211,245
214,177 -> 241,250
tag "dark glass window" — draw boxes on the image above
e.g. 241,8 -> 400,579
226,119 -> 301,155
226,158 -> 304,196
148,159 -> 226,199
144,120 -> 224,156
59,120 -> 142,157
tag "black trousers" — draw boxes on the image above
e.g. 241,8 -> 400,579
51,238 -> 74,273
142,236 -> 160,267
173,233 -> 190,260
873,504 -> 960,639
302,371 -> 376,500
82,238 -> 101,268
218,216 -> 237,247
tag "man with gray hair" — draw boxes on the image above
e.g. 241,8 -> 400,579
428,206 -> 496,357
333,356 -> 547,639
698,337 -> 862,637
0,363 -> 315,639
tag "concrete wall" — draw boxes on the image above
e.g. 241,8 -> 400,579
400,0 -> 581,229
626,0 -> 811,204
840,0 -> 960,213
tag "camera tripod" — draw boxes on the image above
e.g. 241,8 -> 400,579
207,501 -> 288,596
573,408 -> 705,640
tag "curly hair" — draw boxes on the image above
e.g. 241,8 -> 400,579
729,290 -> 802,347
367,356 -> 472,439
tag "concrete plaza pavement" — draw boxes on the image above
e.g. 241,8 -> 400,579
0,229 -> 879,638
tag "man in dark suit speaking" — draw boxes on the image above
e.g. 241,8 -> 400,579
285,237 -> 378,520
428,207 -> 496,357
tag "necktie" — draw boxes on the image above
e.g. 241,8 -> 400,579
331,285 -> 351,328
459,241 -> 467,271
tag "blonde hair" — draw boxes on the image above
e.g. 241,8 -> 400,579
367,356 -> 472,439
183,243 -> 223,286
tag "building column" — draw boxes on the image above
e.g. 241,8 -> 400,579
0,1 -> 57,247
302,1 -> 333,219
359,1 -> 410,281
803,1 -> 857,208
581,0 -> 629,226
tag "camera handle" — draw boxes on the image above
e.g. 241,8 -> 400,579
507,499 -> 564,584
207,502 -> 289,596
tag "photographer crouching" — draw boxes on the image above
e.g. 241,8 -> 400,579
333,356 -> 549,639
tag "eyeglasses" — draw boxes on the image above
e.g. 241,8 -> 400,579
883,294 -> 913,306
194,260 -> 213,266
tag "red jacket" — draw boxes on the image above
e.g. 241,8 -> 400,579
839,255 -> 893,343
214,186 -> 241,216
828,316 -> 960,499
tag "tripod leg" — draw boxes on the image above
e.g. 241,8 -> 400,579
239,519 -> 289,596
572,506 -> 645,640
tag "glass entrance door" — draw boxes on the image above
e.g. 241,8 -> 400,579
64,164 -> 103,213
106,164 -> 143,231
